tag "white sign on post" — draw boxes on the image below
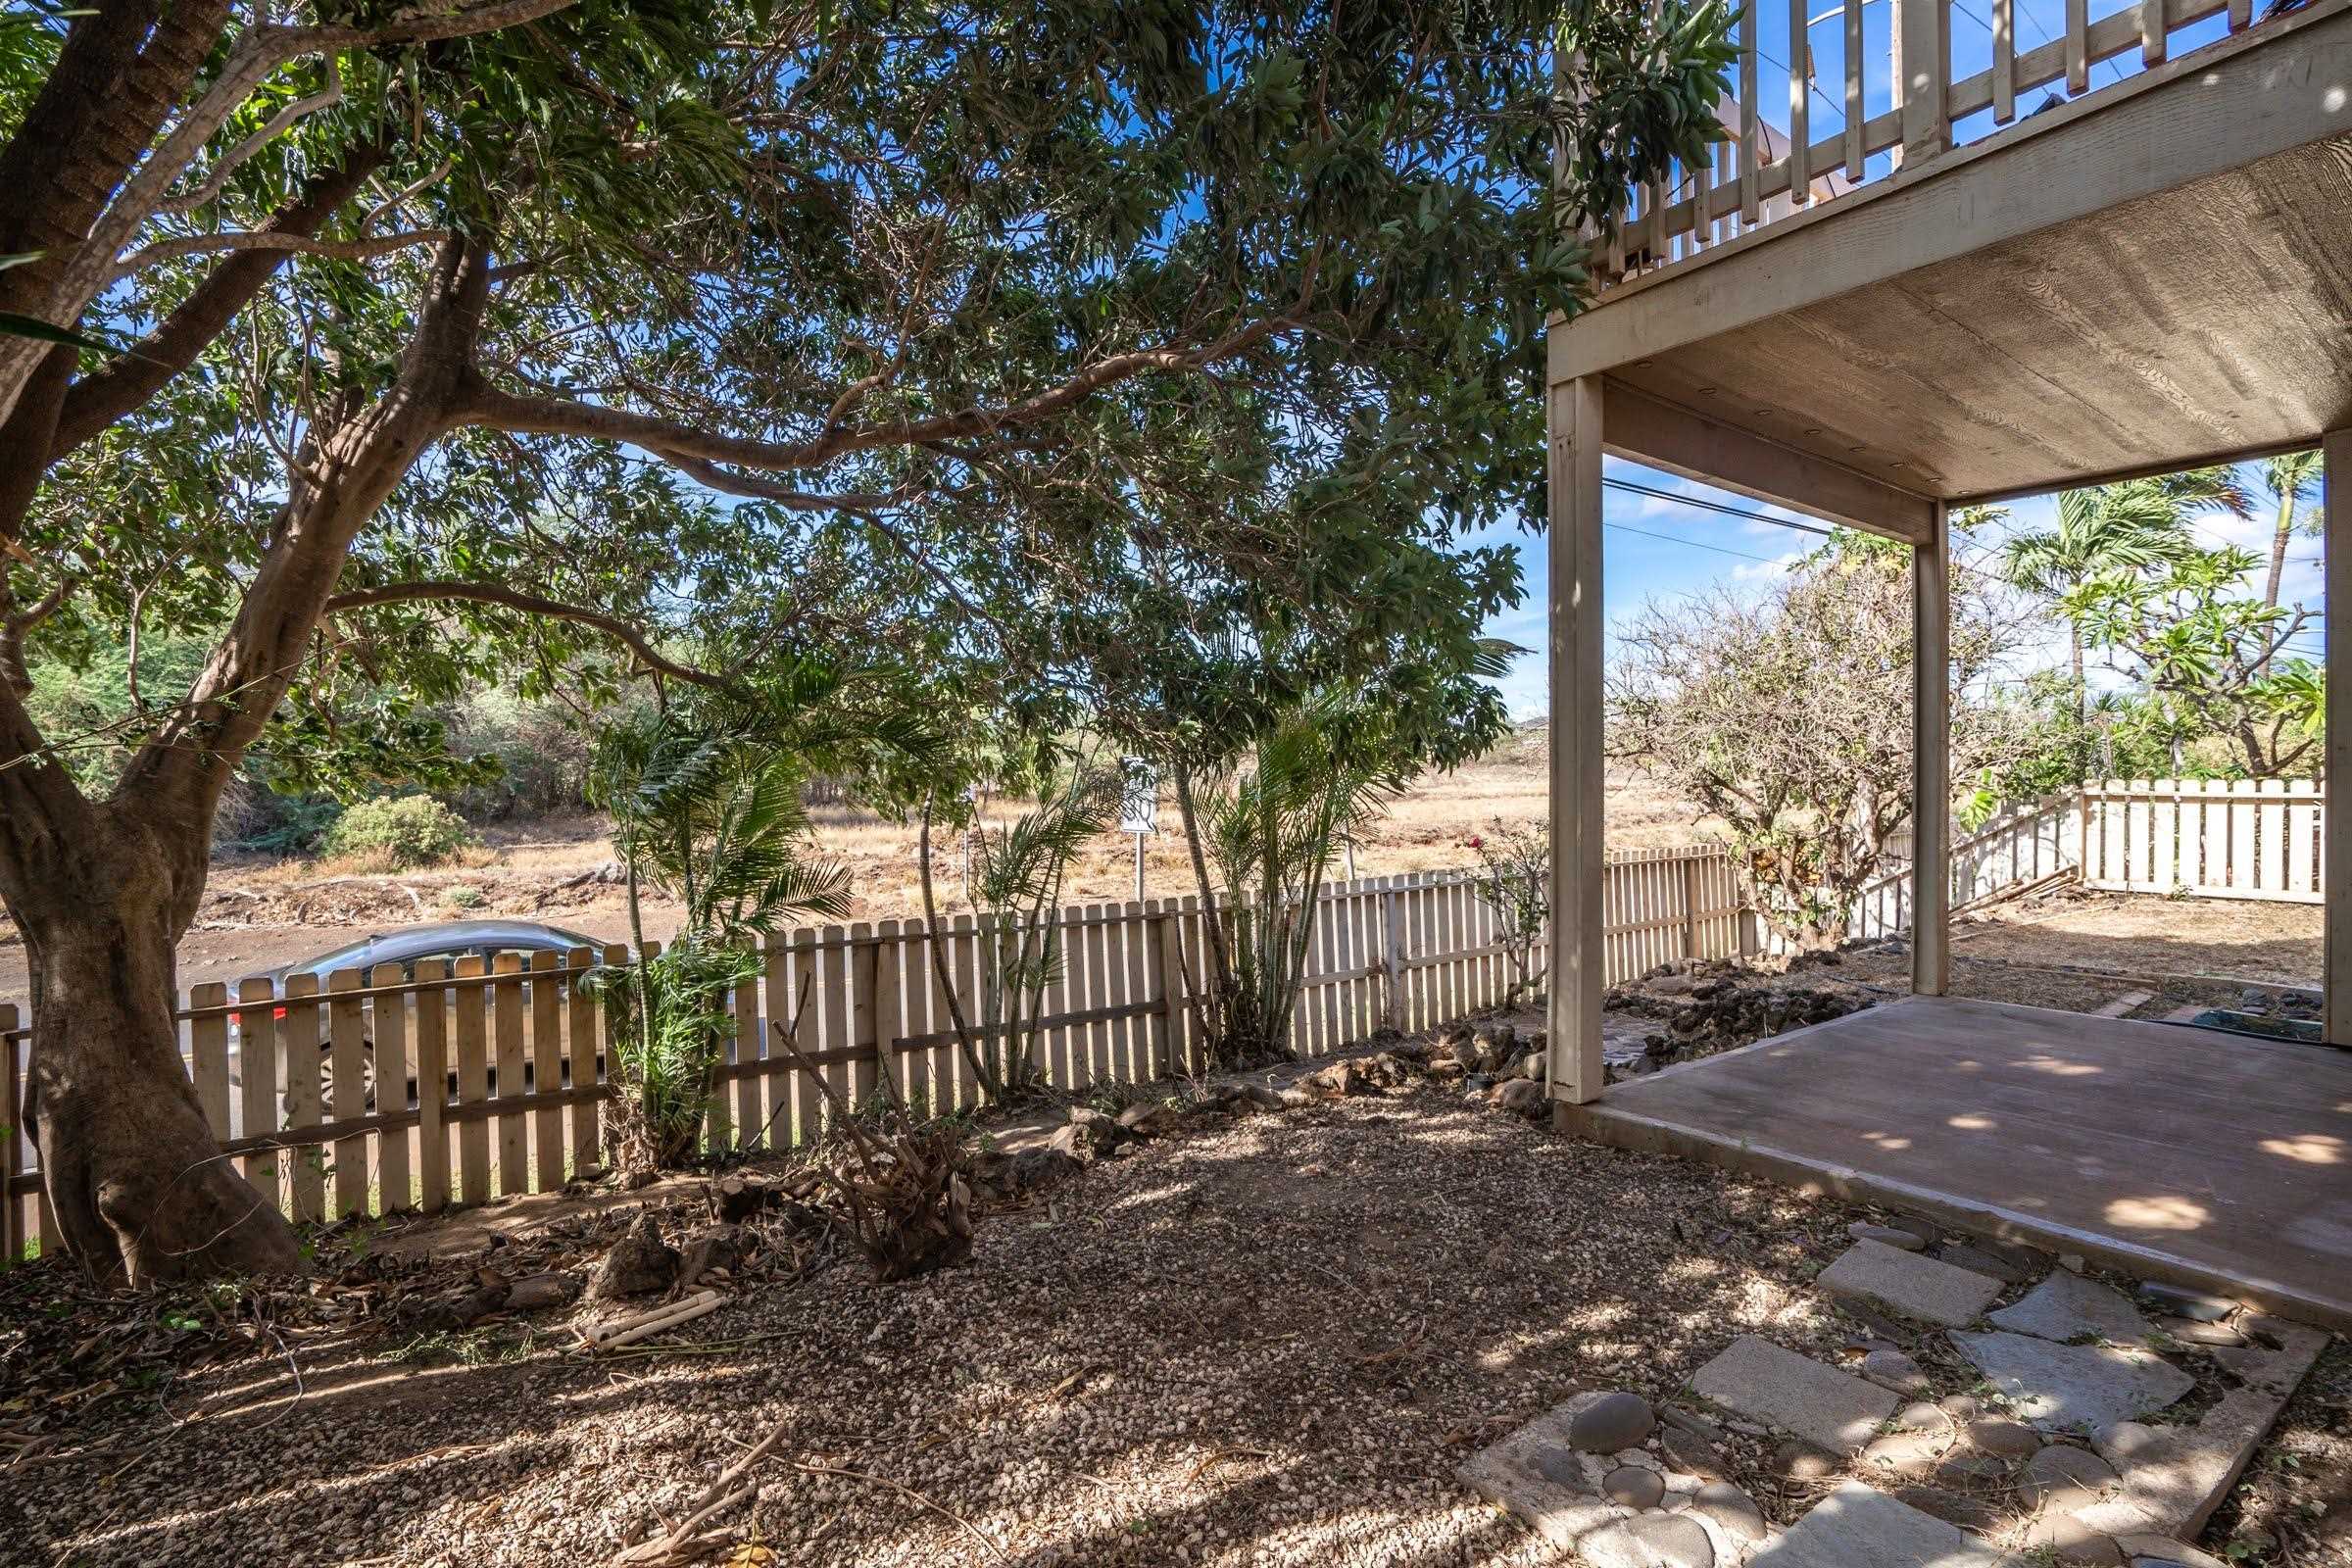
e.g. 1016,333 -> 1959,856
1117,759 -> 1157,835
1119,759 -> 1157,898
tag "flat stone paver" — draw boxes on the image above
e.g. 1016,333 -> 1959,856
1818,1240 -> 2003,1328
1950,1329 -> 2196,1435
1690,1336 -> 1898,1453
1988,1270 -> 2154,1345
1746,1482 -> 2007,1566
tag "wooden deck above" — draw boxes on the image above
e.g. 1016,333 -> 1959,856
1550,0 -> 2352,519
1558,997 -> 2352,1329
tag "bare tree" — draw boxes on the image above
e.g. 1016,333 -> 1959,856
1610,541 -> 2033,951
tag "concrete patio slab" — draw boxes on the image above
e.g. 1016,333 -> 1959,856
1555,997 -> 2352,1329
1950,1330 -> 2196,1436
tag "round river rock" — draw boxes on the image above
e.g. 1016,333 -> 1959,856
1570,1392 -> 1657,1452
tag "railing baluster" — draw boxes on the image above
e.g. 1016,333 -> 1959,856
1788,0 -> 1810,204
2228,0 -> 2250,28
2140,0 -> 2167,67
1992,0 -> 2016,123
1843,0 -> 1864,178
1739,0 -> 1760,222
2066,0 -> 2089,92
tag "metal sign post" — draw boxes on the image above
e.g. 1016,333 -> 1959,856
1118,759 -> 1157,902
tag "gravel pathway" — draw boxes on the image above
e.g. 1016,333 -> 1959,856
5,1084 -> 1876,1567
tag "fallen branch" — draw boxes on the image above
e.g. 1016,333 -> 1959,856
613,1415 -> 795,1565
578,1289 -> 721,1351
790,1461 -> 1005,1559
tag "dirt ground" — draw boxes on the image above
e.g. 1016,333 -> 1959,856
1,1074 -> 1874,1568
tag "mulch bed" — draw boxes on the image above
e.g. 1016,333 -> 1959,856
2,1069 -> 1872,1568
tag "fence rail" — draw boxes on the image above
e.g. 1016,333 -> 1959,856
1595,0 -> 2274,290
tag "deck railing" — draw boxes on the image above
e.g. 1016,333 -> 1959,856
1595,0 -> 2276,288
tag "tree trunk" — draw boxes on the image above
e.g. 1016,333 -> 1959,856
2070,627 -> 2088,780
2265,491 -> 2293,611
13,813 -> 300,1283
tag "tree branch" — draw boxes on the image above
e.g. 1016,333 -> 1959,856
52,140 -> 387,458
322,579 -> 733,690
106,227 -> 448,284
461,313 -> 1293,471
158,58 -> 342,215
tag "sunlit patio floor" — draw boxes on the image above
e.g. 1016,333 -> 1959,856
1557,996 -> 2352,1329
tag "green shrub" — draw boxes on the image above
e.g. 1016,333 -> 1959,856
322,796 -> 477,868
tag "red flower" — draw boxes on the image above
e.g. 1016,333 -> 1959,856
1466,835 -> 1484,850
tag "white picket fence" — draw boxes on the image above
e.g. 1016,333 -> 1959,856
2078,778 -> 2325,904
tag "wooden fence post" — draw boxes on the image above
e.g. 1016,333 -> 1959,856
2,1003 -> 18,1264
1381,879 -> 1406,1033
1150,906 -> 1184,1079
1680,855 -> 1704,962
870,920 -> 903,1109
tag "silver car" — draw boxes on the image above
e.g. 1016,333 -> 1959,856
225,920 -> 614,1122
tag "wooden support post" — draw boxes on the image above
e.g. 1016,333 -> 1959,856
2326,430 -> 2351,1046
1380,883 -> 1405,1032
1913,502 -> 1951,997
1548,374 -> 1606,1108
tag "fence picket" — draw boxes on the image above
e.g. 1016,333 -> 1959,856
237,976 -> 277,1196
281,973 -> 324,1224
532,951 -> 565,1192
453,956 -> 491,1206
370,963 -> 413,1213
493,954 -> 529,1194
190,982 -> 230,1142
415,958 -> 450,1212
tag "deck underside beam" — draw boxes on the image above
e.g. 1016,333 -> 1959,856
1601,381 -> 1936,543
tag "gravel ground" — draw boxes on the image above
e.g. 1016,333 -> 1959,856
3,1081 -> 1871,1568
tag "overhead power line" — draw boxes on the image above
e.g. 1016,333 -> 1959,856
1603,476 -> 1834,537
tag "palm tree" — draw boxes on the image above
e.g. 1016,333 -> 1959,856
1999,467 -> 2250,774
2261,450 -> 2323,610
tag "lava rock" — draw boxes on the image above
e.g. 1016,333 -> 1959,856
588,1212 -> 679,1300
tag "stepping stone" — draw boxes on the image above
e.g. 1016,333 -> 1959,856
1582,1512 -> 1716,1568
1989,1271 -> 2156,1346
2018,1512 -> 2126,1564
1889,1484 -> 2005,1534
2114,1537 -> 2228,1568
1691,1481 -> 1767,1544
1847,1221 -> 1925,1250
1950,1330 -> 2195,1435
1573,1391 -> 1659,1451
1819,1240 -> 2004,1328
1455,1393 -> 1637,1552
2015,1444 -> 2119,1509
1690,1335 -> 1898,1453
1857,1348 -> 1929,1396
1936,1241 -> 2034,1284
1962,1416 -> 2041,1460
1747,1481 -> 2008,1566
2134,1282 -> 2236,1322
1602,1465 -> 1665,1508
2067,1317 -> 2331,1541
2090,989 -> 2154,1018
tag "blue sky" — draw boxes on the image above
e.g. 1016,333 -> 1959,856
1477,458 -> 2327,719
